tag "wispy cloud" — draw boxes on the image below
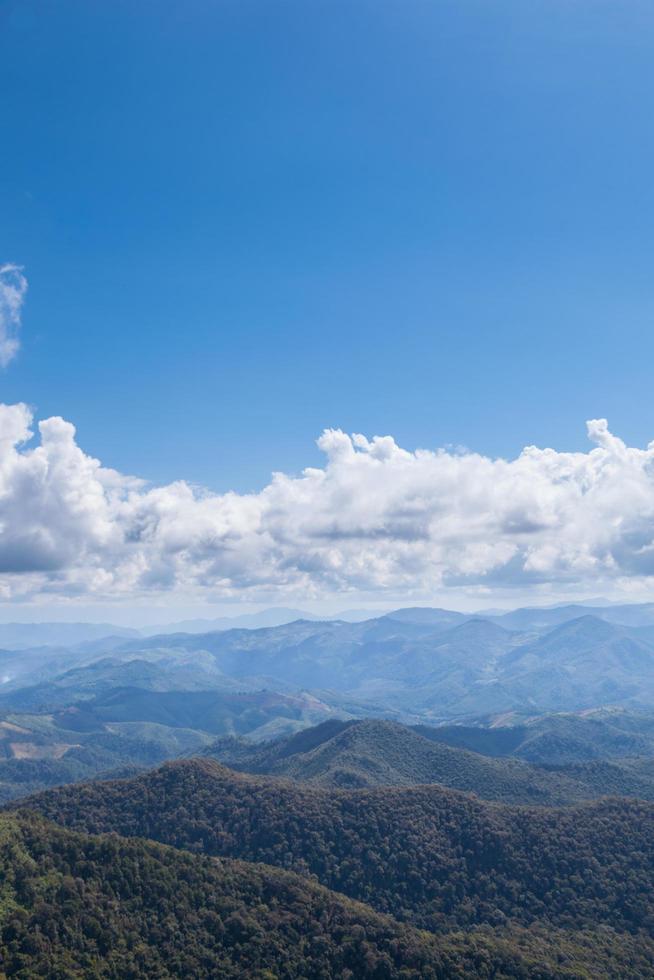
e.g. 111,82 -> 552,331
0,405 -> 653,604
0,264 -> 27,367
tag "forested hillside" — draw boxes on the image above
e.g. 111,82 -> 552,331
202,717 -> 654,803
2,811 -> 653,978
17,758 -> 654,936
0,716 -> 213,805
413,709 -> 654,763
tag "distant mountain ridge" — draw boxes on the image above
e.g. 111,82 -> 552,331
140,606 -> 379,635
5,607 -> 654,724
0,621 -> 139,650
101,611 -> 654,719
491,601 -> 654,631
6,598 -> 654,650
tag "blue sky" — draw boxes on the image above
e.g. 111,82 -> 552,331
2,1 -> 654,621
2,0 -> 654,494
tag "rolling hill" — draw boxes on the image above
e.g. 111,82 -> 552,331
415,709 -> 654,763
54,687 -> 341,738
200,717 -> 654,803
0,689 -> 345,804
2,811 -> 652,978
16,757 -> 654,938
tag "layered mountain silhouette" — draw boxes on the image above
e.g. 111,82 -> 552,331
96,611 -> 654,718
4,595 -> 654,977
5,605 -> 654,722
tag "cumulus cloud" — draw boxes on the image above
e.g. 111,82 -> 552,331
0,403 -> 654,603
0,265 -> 27,367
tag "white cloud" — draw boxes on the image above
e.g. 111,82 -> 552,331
0,265 -> 27,367
0,404 -> 654,604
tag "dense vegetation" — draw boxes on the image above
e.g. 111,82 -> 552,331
0,812 -> 478,978
202,718 -> 654,803
6,812 -> 651,978
17,758 -> 654,937
417,709 -> 654,764
4,605 -> 654,976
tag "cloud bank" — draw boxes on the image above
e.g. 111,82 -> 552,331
0,265 -> 27,367
1,403 -> 654,604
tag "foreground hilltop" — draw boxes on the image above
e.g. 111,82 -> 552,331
15,757 -> 654,937
1,810 -> 652,978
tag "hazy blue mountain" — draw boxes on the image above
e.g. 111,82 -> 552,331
89,611 -> 654,720
141,607 -> 321,635
0,621 -> 138,650
142,606 -> 380,635
54,657 -> 203,693
25,654 -> 249,700
113,616 -> 470,694
403,615 -> 654,719
496,615 -> 654,712
493,601 -> 654,631
5,604 -> 654,740
382,607 -> 469,629
0,643 -> 121,692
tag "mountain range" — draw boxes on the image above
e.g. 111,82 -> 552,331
3,601 -> 654,808
4,597 -> 654,975
6,597 -> 654,648
82,609 -> 654,720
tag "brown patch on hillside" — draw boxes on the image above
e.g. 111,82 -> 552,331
10,741 -> 79,760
